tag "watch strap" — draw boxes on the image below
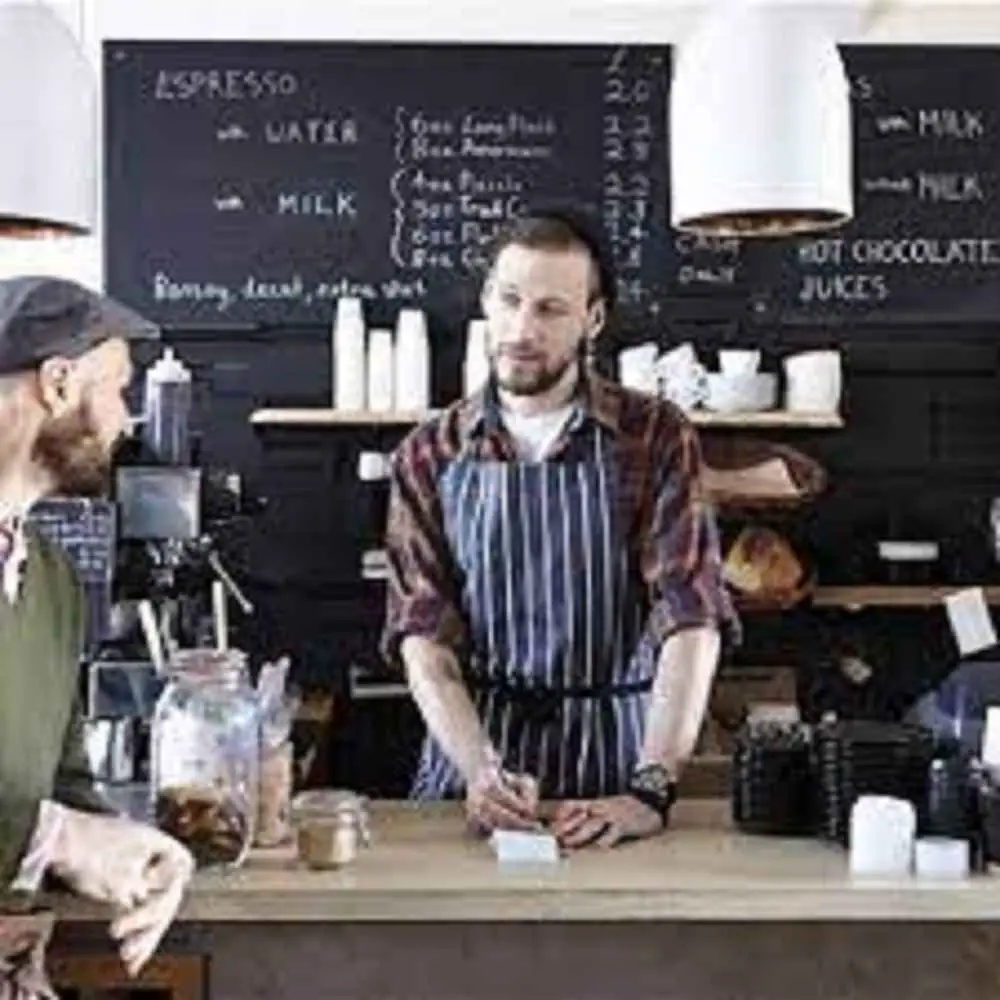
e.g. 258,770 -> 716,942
626,764 -> 678,826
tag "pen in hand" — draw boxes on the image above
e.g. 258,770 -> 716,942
500,770 -> 543,830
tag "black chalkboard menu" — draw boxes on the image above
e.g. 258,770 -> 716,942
748,47 -> 1000,325
27,499 -> 116,654
105,43 -> 1000,330
104,41 -> 675,329
28,498 -> 116,584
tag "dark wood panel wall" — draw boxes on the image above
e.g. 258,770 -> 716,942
154,317 -> 1000,793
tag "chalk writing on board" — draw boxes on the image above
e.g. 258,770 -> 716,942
850,76 -> 875,101
762,47 -> 1000,321
859,173 -> 988,202
28,499 -> 116,584
396,111 -> 557,162
214,194 -> 245,212
601,46 -> 659,307
217,124 -> 249,142
389,104 -> 560,274
263,118 -> 359,145
153,68 -> 299,101
106,42 -> 672,325
791,80 -> 994,306
151,270 -> 431,312
675,234 -> 741,289
917,173 -> 986,203
875,115 -> 911,136
917,109 -> 985,139
795,236 -> 1000,305
274,190 -> 359,218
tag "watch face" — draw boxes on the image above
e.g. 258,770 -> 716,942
632,764 -> 671,797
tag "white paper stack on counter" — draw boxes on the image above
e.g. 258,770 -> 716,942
490,829 -> 561,866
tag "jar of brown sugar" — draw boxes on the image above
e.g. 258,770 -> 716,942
291,790 -> 370,870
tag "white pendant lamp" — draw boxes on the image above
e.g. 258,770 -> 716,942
0,2 -> 96,238
670,1 -> 853,238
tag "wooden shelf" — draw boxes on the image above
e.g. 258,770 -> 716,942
251,408 -> 430,427
250,407 -> 844,429
362,554 -> 997,611
811,585 -> 1000,608
694,410 -> 843,429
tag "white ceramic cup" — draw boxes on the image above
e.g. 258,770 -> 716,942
718,349 -> 760,376
784,350 -> 842,413
618,342 -> 659,394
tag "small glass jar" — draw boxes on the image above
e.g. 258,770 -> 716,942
291,790 -> 370,870
150,649 -> 260,870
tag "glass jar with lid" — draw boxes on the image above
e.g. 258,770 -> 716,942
291,790 -> 371,869
150,649 -> 260,870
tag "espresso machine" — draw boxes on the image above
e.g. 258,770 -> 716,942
55,346 -> 263,813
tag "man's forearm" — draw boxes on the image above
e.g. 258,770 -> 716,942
8,801 -> 65,893
638,625 -> 721,778
401,636 -> 494,785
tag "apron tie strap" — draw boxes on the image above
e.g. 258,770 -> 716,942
467,674 -> 653,725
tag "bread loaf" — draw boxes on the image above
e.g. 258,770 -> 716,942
723,526 -> 803,595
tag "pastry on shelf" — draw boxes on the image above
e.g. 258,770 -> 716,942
723,525 -> 814,609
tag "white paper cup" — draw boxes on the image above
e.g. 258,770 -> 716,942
719,349 -> 760,376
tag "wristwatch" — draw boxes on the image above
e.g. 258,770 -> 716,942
626,764 -> 678,826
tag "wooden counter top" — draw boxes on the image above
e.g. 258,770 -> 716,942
51,801 -> 1000,924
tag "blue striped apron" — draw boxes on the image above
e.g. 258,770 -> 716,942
411,423 -> 658,800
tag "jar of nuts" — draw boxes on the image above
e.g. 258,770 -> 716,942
150,649 -> 261,870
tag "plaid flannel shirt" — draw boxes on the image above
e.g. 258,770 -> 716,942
381,372 -> 741,671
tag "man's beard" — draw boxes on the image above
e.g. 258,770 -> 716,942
492,347 -> 580,398
31,404 -> 114,498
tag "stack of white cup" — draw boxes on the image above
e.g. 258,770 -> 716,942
464,319 -> 489,397
394,308 -> 430,412
366,329 -> 395,412
332,297 -> 366,411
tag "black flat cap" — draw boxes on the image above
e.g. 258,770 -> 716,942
0,276 -> 158,376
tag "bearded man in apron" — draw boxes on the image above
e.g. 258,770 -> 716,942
382,211 -> 740,848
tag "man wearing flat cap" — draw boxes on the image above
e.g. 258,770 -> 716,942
0,277 -> 193,987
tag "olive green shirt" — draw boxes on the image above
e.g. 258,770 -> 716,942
0,530 -> 107,890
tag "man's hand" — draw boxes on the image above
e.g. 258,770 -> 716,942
549,796 -> 665,849
465,758 -> 540,835
48,807 -> 194,976
107,856 -> 192,977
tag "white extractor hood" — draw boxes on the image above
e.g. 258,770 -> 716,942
0,3 -> 96,238
670,1 -> 853,238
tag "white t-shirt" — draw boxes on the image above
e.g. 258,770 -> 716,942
500,404 -> 575,462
